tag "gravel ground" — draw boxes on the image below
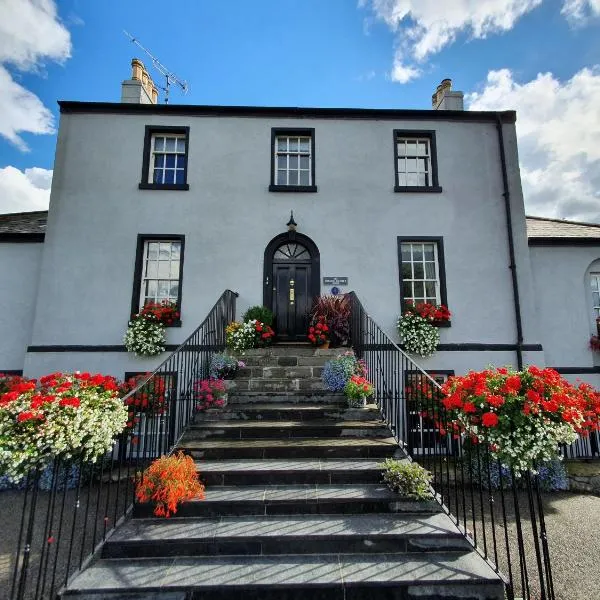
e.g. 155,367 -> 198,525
0,489 -> 598,600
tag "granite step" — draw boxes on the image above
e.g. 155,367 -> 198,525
241,354 -> 333,367
194,402 -> 379,422
186,420 -> 390,440
178,436 -> 400,460
63,553 -> 504,600
228,378 -> 328,393
133,484 -> 441,518
102,513 -> 472,559
197,458 -> 386,485
227,391 -> 346,403
237,366 -> 323,379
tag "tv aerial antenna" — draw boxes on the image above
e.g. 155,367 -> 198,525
123,31 -> 189,104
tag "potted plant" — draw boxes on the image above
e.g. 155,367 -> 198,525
436,366 -> 600,473
344,374 -> 374,408
135,451 -> 205,517
310,295 -> 350,347
226,320 -> 274,351
0,372 -> 128,481
321,352 -> 360,391
397,301 -> 451,357
209,353 -> 245,379
242,305 -> 274,327
194,378 -> 229,410
308,316 -> 330,348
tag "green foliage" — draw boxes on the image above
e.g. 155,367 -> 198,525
381,458 -> 432,500
242,305 -> 274,326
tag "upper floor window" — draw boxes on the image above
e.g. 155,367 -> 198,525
269,128 -> 317,193
131,235 -> 185,325
591,273 -> 600,317
393,130 -> 441,193
139,126 -> 190,191
398,237 -> 448,317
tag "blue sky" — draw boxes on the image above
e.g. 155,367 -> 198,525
1,0 -> 599,220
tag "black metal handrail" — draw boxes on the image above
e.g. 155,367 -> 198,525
8,289 -> 238,600
348,291 -> 555,600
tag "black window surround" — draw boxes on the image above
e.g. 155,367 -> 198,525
393,129 -> 442,193
130,234 -> 185,327
397,236 -> 450,327
0,370 -> 23,375
139,125 -> 190,191
269,127 -> 317,193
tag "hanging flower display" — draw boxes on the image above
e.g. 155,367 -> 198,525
0,372 -> 128,481
124,313 -> 166,357
397,301 -> 451,357
139,301 -> 180,326
435,366 -> 600,473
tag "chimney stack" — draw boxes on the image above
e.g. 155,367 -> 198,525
121,58 -> 158,104
431,78 -> 464,111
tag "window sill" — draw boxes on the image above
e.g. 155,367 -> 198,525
165,320 -> 182,328
139,183 -> 190,191
394,186 -> 442,193
434,320 -> 451,328
269,184 -> 318,193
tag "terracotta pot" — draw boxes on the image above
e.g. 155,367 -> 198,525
321,341 -> 330,349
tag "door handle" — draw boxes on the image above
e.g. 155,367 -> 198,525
289,288 -> 295,303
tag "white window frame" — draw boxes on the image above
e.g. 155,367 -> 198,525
591,273 -> 600,318
396,137 -> 432,187
274,135 -> 312,187
400,241 -> 441,306
139,240 -> 182,310
148,134 -> 187,185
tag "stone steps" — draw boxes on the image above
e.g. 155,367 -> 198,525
196,402 -> 379,421
102,513 -> 472,559
63,553 -> 504,600
61,345 -> 504,600
197,458 -> 386,485
133,484 -> 441,518
186,420 -> 391,439
179,436 -> 400,460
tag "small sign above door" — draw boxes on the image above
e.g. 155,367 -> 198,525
323,277 -> 348,286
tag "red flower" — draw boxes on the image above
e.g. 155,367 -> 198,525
463,402 -> 476,414
481,412 -> 499,427
59,397 -> 81,408
17,411 -> 39,423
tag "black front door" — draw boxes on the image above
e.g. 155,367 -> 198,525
273,263 -> 311,341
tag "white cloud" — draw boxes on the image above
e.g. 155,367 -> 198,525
468,68 -> 600,223
360,0 -> 543,81
0,0 -> 71,150
0,66 -> 55,151
0,166 -> 52,213
562,0 -> 600,21
0,0 -> 71,70
390,56 -> 420,83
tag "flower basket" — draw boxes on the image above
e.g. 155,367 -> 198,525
135,451 -> 205,517
344,375 -> 374,408
0,372 -> 128,481
308,316 -> 330,347
397,302 -> 450,357
193,378 -> 228,410
435,366 -> 600,473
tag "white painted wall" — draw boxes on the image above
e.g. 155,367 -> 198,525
529,244 -> 600,387
24,108 -> 543,378
0,242 -> 43,371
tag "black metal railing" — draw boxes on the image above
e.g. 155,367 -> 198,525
348,291 -> 555,600
7,289 -> 237,600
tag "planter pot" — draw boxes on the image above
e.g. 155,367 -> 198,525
346,395 -> 367,408
321,341 -> 330,349
219,393 -> 228,408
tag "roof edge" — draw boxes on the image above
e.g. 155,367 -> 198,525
58,101 -> 516,123
528,237 -> 600,246
526,214 -> 600,228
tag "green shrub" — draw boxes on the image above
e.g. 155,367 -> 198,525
242,305 -> 274,326
381,458 -> 432,500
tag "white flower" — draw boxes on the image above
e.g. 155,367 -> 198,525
124,315 -> 166,356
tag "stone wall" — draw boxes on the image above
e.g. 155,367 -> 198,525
566,461 -> 600,495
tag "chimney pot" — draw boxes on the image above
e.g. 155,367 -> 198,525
432,78 -> 463,111
121,58 -> 158,104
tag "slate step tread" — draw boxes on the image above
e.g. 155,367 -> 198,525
106,513 -> 465,544
65,552 -> 503,594
180,437 -> 397,449
189,420 -> 386,429
196,459 -> 388,472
